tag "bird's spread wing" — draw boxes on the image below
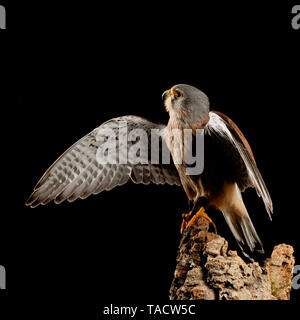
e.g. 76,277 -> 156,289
206,111 -> 273,219
26,116 -> 181,208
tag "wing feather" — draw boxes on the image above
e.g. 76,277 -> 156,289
26,116 -> 181,207
207,111 -> 273,219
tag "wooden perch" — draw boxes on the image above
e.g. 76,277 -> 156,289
169,215 -> 295,300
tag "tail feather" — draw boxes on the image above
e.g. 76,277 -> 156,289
215,182 -> 265,259
222,207 -> 264,255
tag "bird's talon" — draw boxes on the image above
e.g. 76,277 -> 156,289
180,211 -> 192,233
182,211 -> 192,221
180,219 -> 187,234
181,207 -> 217,233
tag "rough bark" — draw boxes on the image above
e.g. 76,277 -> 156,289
169,215 -> 295,300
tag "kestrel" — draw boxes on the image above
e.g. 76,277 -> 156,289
26,84 -> 272,258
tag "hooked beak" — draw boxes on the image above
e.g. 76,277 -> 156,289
162,89 -> 172,101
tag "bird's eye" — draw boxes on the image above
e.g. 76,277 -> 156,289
174,90 -> 183,99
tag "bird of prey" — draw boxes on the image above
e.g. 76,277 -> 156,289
26,84 -> 272,257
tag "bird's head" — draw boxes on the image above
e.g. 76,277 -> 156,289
162,84 -> 210,128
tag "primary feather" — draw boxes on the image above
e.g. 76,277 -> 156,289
26,116 -> 181,208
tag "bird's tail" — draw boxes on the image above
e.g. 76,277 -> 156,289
217,183 -> 264,259
222,205 -> 264,257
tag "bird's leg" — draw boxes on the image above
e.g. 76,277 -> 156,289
187,207 -> 217,233
180,200 -> 195,233
180,211 -> 193,233
181,197 -> 217,234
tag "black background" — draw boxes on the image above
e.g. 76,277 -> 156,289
1,0 -> 299,317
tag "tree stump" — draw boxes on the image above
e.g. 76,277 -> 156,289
169,214 -> 295,300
